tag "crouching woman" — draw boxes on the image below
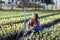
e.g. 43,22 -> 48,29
25,13 -> 43,38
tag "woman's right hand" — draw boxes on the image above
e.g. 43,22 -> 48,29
31,27 -> 34,30
31,27 -> 35,32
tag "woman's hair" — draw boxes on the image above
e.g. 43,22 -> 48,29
33,13 -> 38,21
29,13 -> 38,26
29,19 -> 34,26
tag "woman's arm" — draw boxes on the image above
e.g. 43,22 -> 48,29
25,21 -> 34,32
26,26 -> 34,32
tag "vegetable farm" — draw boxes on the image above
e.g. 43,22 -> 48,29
0,11 -> 60,40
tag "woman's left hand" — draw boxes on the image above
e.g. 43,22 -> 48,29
31,30 -> 35,32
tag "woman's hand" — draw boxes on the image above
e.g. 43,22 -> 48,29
31,27 -> 35,32
26,27 -> 34,32
30,27 -> 34,30
31,30 -> 35,32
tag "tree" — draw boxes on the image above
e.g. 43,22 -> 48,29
0,0 -> 2,9
44,0 -> 54,4
44,0 -> 54,10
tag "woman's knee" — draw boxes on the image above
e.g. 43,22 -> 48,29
34,26 -> 42,32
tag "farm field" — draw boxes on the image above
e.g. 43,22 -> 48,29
0,11 -> 59,24
24,23 -> 60,40
0,11 -> 60,40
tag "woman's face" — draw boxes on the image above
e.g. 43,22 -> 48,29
31,14 -> 36,21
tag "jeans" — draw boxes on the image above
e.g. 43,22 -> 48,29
26,26 -> 43,39
34,26 -> 43,33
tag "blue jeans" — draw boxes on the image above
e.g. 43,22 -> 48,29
26,26 -> 43,35
26,26 -> 43,39
34,26 -> 43,33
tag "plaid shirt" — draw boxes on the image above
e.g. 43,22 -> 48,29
26,20 -> 40,29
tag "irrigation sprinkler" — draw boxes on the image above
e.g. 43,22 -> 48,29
24,6 -> 26,33
23,0 -> 26,31
16,5 -> 26,39
23,1 -> 27,40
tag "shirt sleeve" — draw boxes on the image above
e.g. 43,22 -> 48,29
26,21 -> 31,30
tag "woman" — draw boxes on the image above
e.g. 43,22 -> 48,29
25,13 -> 42,36
17,13 -> 42,39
